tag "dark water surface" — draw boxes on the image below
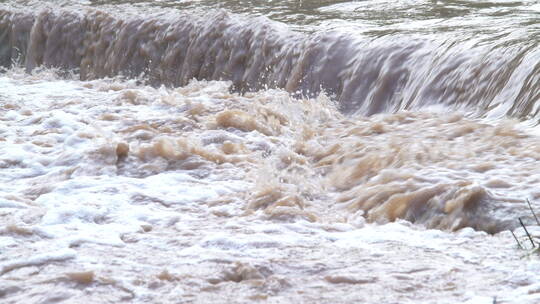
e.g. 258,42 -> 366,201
88,0 -> 539,34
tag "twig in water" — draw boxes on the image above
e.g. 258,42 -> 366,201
510,230 -> 523,250
526,199 -> 540,226
519,217 -> 536,248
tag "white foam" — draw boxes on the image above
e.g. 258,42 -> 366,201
0,249 -> 77,275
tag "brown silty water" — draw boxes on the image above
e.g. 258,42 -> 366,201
2,70 -> 540,233
1,1 -> 540,302
0,0 -> 539,232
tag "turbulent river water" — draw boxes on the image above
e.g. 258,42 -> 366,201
1,0 -> 540,303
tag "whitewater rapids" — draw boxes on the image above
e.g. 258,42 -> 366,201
1,0 -> 540,303
1,68 -> 540,303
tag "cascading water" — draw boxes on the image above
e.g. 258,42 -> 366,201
0,1 -> 538,117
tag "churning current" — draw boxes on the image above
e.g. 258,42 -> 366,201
1,0 -> 540,303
